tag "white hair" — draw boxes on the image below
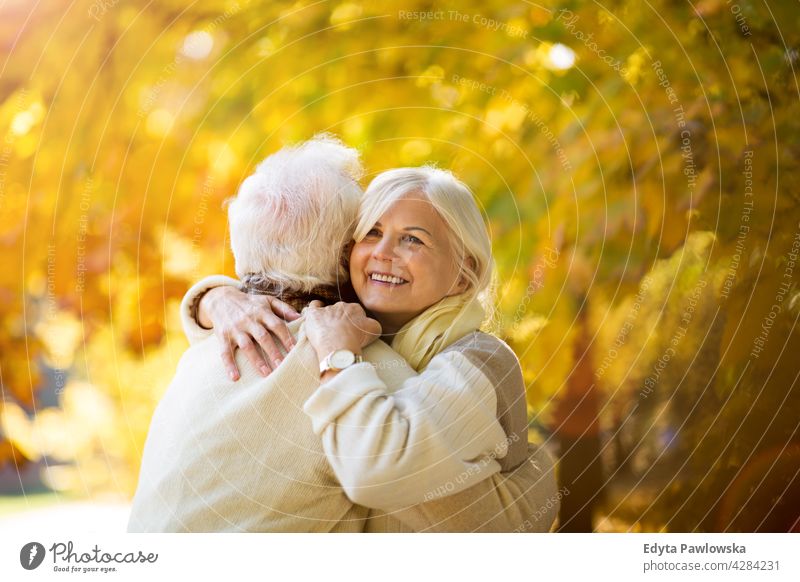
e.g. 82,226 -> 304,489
228,134 -> 363,292
355,166 -> 495,304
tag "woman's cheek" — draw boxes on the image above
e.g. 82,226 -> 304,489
351,274 -> 366,296
348,251 -> 365,279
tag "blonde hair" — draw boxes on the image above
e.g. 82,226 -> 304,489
228,134 -> 363,292
355,166 -> 494,305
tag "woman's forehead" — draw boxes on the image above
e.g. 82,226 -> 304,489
378,194 -> 445,228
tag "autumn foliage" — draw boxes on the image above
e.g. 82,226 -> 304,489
1,0 -> 798,531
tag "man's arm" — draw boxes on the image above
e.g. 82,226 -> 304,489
180,275 -> 241,344
179,275 -> 299,380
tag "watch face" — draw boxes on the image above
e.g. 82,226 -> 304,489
330,349 -> 356,369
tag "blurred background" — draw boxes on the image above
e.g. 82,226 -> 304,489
1,0 -> 798,533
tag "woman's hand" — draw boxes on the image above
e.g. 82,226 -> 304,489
198,286 -> 300,380
303,301 -> 382,363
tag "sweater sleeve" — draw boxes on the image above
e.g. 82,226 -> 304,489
179,275 -> 241,345
302,349 -> 510,511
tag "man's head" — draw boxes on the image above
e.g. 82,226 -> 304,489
227,134 -> 363,292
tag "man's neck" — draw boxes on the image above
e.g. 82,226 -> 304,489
240,274 -> 355,310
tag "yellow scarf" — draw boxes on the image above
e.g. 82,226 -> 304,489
390,294 -> 485,371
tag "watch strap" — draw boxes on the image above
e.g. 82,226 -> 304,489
319,350 -> 363,374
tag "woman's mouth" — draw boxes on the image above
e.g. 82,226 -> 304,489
368,272 -> 409,286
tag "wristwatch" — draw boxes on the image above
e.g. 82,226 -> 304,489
319,349 -> 363,375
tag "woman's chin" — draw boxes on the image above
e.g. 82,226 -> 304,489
362,297 -> 403,315
360,294 -> 411,318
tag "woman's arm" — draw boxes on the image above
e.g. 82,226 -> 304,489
356,333 -> 549,532
303,353 -> 509,511
386,443 -> 559,532
302,306 -> 513,511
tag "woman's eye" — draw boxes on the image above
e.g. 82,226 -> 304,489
365,228 -> 381,238
401,234 -> 423,245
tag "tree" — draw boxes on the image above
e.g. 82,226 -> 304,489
1,0 -> 797,530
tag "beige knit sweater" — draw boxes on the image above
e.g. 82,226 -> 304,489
127,276 -> 557,532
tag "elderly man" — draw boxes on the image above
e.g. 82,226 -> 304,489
128,135 -> 557,532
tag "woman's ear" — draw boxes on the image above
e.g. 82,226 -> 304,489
341,240 -> 355,269
454,256 -> 476,294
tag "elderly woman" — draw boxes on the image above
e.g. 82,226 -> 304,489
185,157 -> 557,530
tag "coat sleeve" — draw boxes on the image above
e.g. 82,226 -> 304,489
179,275 -> 241,344
302,349 -> 510,511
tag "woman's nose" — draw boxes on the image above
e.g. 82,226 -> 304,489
372,237 -> 397,261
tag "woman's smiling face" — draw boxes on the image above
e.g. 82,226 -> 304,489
349,193 -> 466,333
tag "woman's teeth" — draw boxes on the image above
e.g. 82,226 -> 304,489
370,273 -> 407,285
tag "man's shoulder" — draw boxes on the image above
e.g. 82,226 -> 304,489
176,335 -> 225,376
